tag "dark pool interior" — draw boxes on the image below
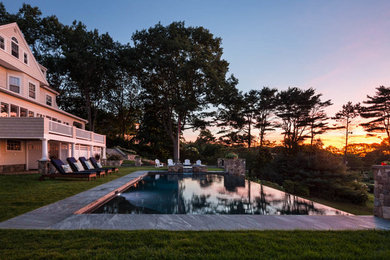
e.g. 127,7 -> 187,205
92,173 -> 349,215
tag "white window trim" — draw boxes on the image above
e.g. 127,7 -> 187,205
11,37 -> 19,59
0,99 -> 10,117
9,104 -> 19,117
6,140 -> 23,152
7,74 -> 21,95
28,81 -> 36,100
0,34 -> 6,52
23,51 -> 29,66
46,94 -> 53,106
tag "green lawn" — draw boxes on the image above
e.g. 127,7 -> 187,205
306,194 -> 374,215
0,167 -> 156,222
256,180 -> 374,215
0,230 -> 389,259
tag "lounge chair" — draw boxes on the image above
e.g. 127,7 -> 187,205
167,159 -> 175,166
90,157 -> 118,173
79,157 -> 111,176
67,157 -> 105,178
155,159 -> 164,168
183,159 -> 192,166
39,159 -> 97,181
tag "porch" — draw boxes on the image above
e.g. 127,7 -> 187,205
0,117 -> 106,172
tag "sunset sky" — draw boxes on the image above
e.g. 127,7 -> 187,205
3,0 -> 390,147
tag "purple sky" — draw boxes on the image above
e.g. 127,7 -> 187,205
4,0 -> 390,146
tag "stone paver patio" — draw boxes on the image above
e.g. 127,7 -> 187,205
1,170 -> 389,231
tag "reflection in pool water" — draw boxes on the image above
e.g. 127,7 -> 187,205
92,173 -> 349,215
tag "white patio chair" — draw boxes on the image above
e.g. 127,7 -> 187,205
167,159 -> 175,166
195,160 -> 203,165
155,159 -> 164,168
183,159 -> 191,166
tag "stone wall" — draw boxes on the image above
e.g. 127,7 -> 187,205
0,164 -> 25,173
373,165 -> 390,219
223,158 -> 246,176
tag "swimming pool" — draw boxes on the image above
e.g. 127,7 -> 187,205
92,173 -> 350,215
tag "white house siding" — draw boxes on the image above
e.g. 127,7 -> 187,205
0,139 -> 26,165
0,66 -> 7,89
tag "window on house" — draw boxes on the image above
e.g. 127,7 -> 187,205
1,102 -> 9,117
36,113 -> 42,118
29,83 -> 36,99
11,37 -> 19,58
46,116 -> 51,120
46,95 -> 52,106
0,36 -> 4,50
7,140 -> 21,151
24,53 -> 28,64
28,111 -> 34,117
9,76 -> 20,93
73,121 -> 82,128
10,104 -> 18,117
20,107 -> 27,117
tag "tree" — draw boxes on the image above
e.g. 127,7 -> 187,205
218,90 -> 260,148
360,86 -> 390,145
255,87 -> 278,147
307,98 -> 332,147
133,22 -> 231,162
333,101 -> 361,163
276,87 -> 327,152
60,21 -> 119,131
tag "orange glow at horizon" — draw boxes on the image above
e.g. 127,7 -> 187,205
184,126 -> 386,149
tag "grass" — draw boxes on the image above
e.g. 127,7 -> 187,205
0,230 -> 390,259
307,194 -> 374,215
0,166 -> 156,222
254,179 -> 374,215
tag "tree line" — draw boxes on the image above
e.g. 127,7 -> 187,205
2,4 -> 390,163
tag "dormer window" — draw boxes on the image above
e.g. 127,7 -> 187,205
11,37 -> 19,58
0,36 -> 4,50
46,95 -> 52,106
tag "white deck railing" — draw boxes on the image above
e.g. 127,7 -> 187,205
49,121 -> 73,137
76,128 -> 92,140
93,133 -> 105,143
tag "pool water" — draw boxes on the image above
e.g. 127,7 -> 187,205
92,173 -> 349,215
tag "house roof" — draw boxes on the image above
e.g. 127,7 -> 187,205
0,22 -> 59,95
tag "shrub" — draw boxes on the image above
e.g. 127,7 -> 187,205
225,152 -> 238,159
254,147 -> 369,204
283,180 -> 310,197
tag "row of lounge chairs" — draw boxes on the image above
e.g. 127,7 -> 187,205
39,157 -> 118,181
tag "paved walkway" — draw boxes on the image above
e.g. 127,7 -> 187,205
1,170 -> 390,231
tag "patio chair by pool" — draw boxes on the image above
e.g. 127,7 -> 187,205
39,159 -> 97,181
195,160 -> 203,166
67,157 -> 105,178
183,159 -> 192,166
79,157 -> 110,176
167,159 -> 175,166
155,159 -> 164,168
90,157 -> 119,173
